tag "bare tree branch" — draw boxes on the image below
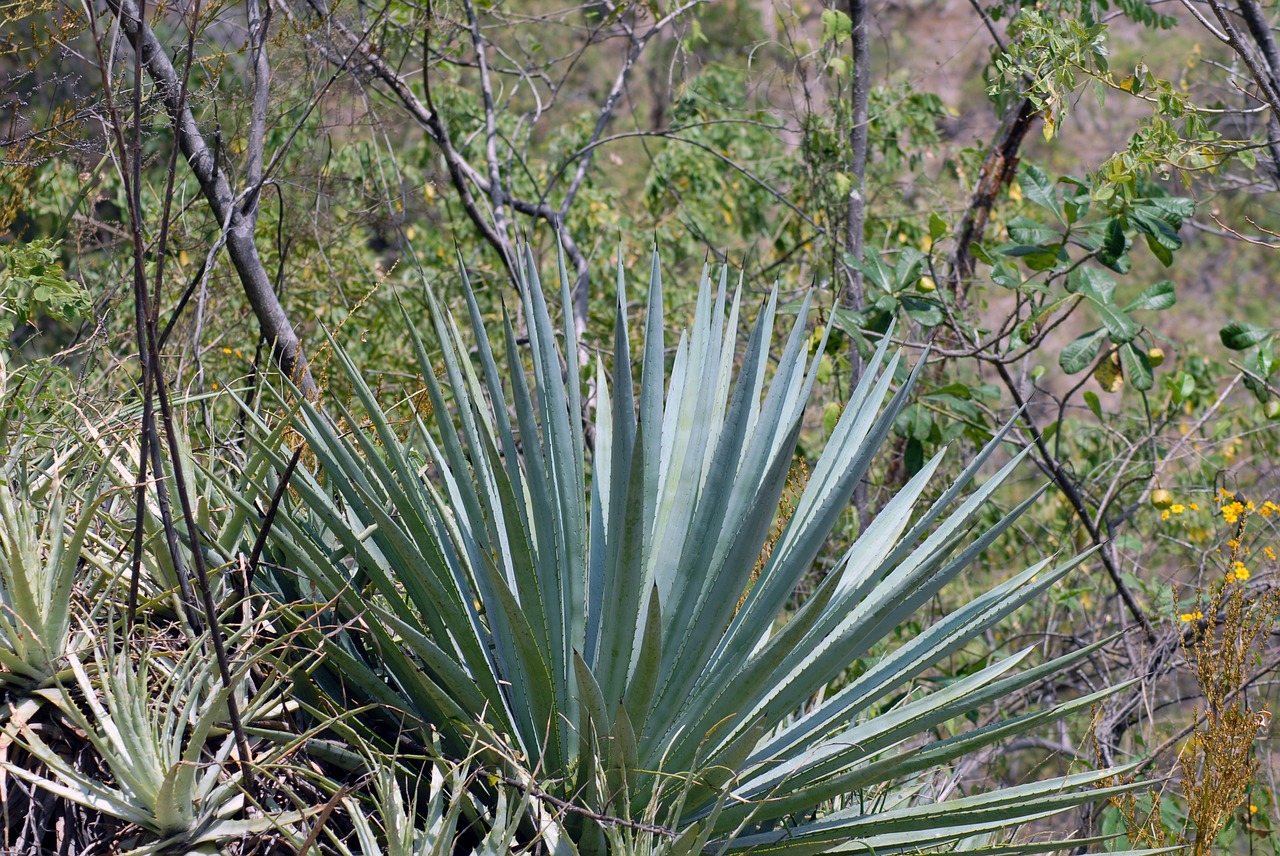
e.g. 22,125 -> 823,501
946,96 -> 1038,303
1193,0 -> 1280,119
991,357 -> 1156,642
554,1 -> 706,217
106,0 -> 318,399
280,0 -> 705,358
284,0 -> 600,343
463,0 -> 516,267
245,0 -> 273,223
1235,0 -> 1280,186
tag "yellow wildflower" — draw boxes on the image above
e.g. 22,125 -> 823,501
1180,610 -> 1204,622
1232,561 -> 1250,581
1161,510 -> 1171,520
1189,503 -> 1200,511
1171,504 -> 1186,514
1223,501 -> 1246,524
1266,546 -> 1277,562
222,347 -> 232,354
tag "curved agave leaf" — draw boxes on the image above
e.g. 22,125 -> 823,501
242,245 -> 1141,852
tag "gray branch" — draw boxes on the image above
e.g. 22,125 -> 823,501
107,0 -> 318,399
245,0 -> 272,224
1236,0 -> 1280,187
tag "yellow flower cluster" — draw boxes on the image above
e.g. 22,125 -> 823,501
1160,501 -> 1199,520
1180,610 -> 1204,622
1221,500 -> 1249,524
1213,489 -> 1279,523
1267,546 -> 1277,562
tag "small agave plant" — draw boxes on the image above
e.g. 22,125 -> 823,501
337,746 -> 529,856
239,247 -> 1155,854
0,458 -> 106,693
2,624 -> 308,854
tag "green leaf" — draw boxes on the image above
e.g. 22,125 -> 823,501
1018,163 -> 1061,218
1073,268 -> 1137,343
1145,233 -> 1173,266
1123,280 -> 1176,312
1001,243 -> 1063,271
1243,344 -> 1276,402
1006,216 -> 1061,245
900,296 -> 943,327
845,252 -> 895,291
1097,217 -> 1128,272
1120,343 -> 1154,391
1131,207 -> 1181,266
1094,301 -> 1139,344
1059,328 -> 1105,374
1220,320 -> 1273,350
1143,194 -> 1194,226
1070,265 -> 1116,303
929,211 -> 949,243
820,8 -> 852,42
893,247 -> 925,290
1083,390 -> 1103,419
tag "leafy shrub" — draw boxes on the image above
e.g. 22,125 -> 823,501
0,240 -> 90,329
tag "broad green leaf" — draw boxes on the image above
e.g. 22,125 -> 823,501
1018,163 -> 1061,217
1059,328 -> 1105,374
1120,342 -> 1154,391
929,211 -> 948,242
1091,298 -> 1139,344
1220,320 -> 1273,350
1123,279 -> 1176,312
844,251 -> 895,291
1099,216 -> 1127,266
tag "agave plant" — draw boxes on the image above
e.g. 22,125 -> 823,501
0,456 -> 107,692
2,620 -> 309,854
336,746 -> 528,856
236,247 -> 1151,854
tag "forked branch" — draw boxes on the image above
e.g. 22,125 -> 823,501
105,0 -> 318,399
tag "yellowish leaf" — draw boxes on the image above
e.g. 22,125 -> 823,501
1094,352 -> 1124,393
